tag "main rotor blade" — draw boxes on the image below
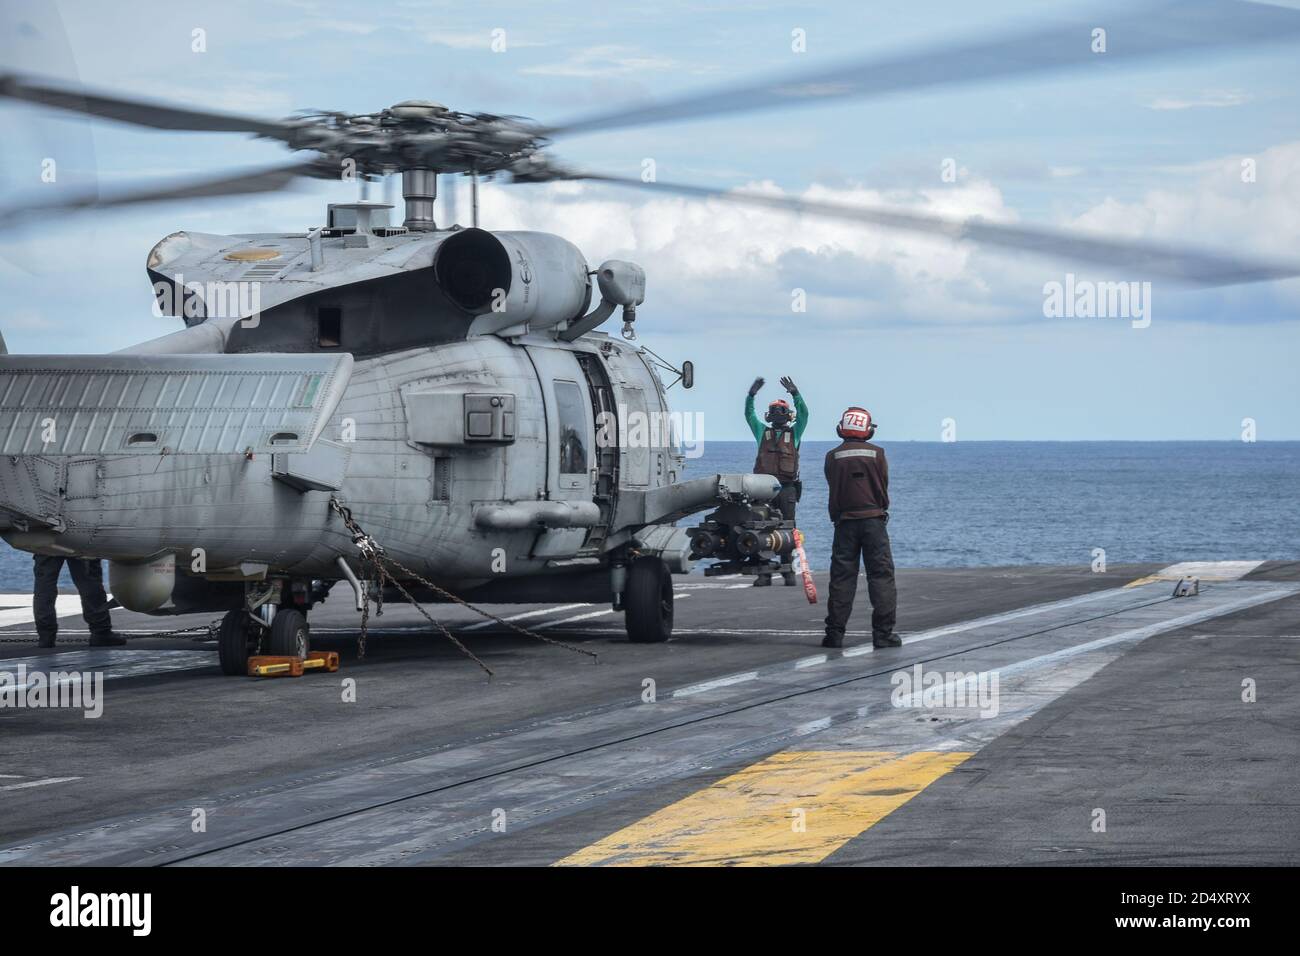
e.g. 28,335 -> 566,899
0,73 -> 293,138
0,162 -> 318,220
575,172 -> 1300,287
544,0 -> 1300,137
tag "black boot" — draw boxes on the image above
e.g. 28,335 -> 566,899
37,633 -> 56,649
821,631 -> 844,649
872,632 -> 902,648
753,574 -> 772,587
89,632 -> 127,647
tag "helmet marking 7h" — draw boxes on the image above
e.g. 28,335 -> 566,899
837,406 -> 875,440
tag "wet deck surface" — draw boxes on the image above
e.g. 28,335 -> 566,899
1,561 -> 1296,865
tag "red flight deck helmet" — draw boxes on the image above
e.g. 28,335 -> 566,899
836,406 -> 875,440
765,398 -> 794,424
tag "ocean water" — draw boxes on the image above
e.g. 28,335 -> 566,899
684,441 -> 1300,571
1,441 -> 1296,590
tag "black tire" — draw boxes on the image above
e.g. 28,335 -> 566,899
268,607 -> 309,659
217,608 -> 253,676
626,557 -> 673,643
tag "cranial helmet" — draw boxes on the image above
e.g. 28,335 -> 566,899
837,406 -> 875,440
765,398 -> 794,425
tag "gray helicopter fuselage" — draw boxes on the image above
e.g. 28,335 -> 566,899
0,211 -> 761,616
2,335 -> 674,583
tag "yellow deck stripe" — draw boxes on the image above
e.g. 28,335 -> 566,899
1125,575 -> 1161,588
1127,560 -> 1266,588
557,750 -> 971,867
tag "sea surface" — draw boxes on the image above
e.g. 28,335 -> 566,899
684,441 -> 1300,571
1,441 -> 1296,589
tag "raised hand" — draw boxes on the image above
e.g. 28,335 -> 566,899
748,376 -> 765,396
780,376 -> 798,395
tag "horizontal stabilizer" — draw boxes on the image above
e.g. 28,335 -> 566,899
0,353 -> 352,455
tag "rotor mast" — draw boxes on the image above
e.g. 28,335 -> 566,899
400,167 -> 437,232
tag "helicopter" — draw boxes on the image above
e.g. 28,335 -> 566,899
0,0 -> 1297,675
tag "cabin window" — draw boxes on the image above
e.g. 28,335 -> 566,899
317,306 -> 342,348
554,380 -> 588,475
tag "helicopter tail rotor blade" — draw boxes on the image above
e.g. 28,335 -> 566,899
0,161 -> 321,221
571,172 -> 1300,288
0,73 -> 295,138
543,0 -> 1300,138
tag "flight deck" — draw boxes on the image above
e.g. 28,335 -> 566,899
1,560 -> 1295,867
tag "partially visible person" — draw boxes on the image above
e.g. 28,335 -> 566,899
822,406 -> 900,649
34,555 -> 123,648
745,375 -> 808,586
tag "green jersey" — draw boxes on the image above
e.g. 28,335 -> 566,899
745,391 -> 809,447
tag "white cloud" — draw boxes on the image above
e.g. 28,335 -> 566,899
422,30 -> 546,50
1067,142 -> 1300,251
92,74 -> 296,118
468,174 -> 1034,329
1144,90 -> 1253,111
464,142 -> 1300,331
271,19 -> 382,39
520,45 -> 684,78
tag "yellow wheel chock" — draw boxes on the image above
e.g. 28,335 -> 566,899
247,651 -> 340,678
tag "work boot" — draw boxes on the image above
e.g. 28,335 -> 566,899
782,571 -> 797,586
872,632 -> 902,649
753,574 -> 772,587
37,633 -> 56,649
821,632 -> 844,649
88,632 -> 127,647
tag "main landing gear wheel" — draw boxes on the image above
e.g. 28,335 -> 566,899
269,607 -> 310,659
217,608 -> 254,676
626,557 -> 673,644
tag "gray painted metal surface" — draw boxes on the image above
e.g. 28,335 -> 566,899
0,220 -> 753,640
0,353 -> 352,455
0,332 -> 691,594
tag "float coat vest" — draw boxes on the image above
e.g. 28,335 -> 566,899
824,440 -> 890,522
754,428 -> 800,482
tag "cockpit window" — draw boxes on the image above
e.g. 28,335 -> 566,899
555,380 -> 588,475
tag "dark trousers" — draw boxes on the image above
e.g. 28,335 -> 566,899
824,517 -> 897,639
774,481 -> 799,525
34,555 -> 113,641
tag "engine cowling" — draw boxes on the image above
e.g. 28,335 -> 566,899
434,228 -> 591,334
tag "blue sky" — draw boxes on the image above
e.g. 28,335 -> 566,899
1,0 -> 1298,440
